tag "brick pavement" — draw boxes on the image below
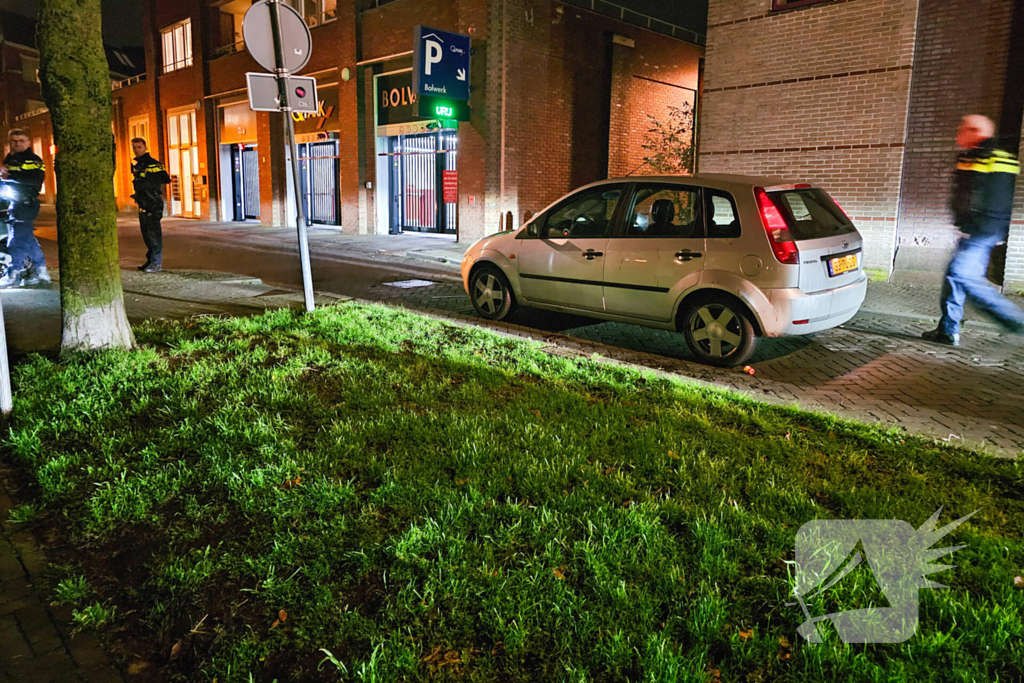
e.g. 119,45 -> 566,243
0,470 -> 123,683
371,278 -> 1024,455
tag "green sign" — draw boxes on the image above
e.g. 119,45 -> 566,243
416,94 -> 469,122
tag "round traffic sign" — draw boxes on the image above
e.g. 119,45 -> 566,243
243,0 -> 312,74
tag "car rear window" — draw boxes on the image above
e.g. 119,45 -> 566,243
768,188 -> 857,241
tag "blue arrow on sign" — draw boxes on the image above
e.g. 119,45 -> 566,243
412,25 -> 471,102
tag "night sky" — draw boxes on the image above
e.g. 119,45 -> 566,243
0,0 -> 708,48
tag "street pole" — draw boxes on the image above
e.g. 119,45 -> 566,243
268,0 -> 315,312
0,290 -> 12,414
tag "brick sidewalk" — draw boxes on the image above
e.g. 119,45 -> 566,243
0,471 -> 123,683
370,278 -> 1024,455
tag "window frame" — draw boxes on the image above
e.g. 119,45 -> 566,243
703,189 -> 742,239
615,182 -> 706,240
771,0 -> 833,11
161,19 -> 193,74
531,184 -> 628,240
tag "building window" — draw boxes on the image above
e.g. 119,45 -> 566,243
22,55 -> 39,83
161,20 -> 193,74
286,0 -> 337,27
771,0 -> 832,10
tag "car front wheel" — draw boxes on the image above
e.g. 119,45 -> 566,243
681,296 -> 758,367
469,265 -> 517,321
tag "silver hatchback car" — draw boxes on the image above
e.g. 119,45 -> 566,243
461,175 -> 868,367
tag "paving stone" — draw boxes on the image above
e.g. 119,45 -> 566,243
0,613 -> 31,660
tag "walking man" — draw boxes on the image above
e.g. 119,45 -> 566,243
130,138 -> 171,273
0,129 -> 49,287
922,114 -> 1024,346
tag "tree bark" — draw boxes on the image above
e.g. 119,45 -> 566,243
38,0 -> 134,354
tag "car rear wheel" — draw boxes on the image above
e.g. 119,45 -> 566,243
469,265 -> 517,321
682,296 -> 758,367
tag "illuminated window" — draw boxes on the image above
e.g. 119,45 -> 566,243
161,19 -> 193,74
22,55 -> 39,83
771,0 -> 832,10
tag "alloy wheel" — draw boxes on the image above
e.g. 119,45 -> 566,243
689,303 -> 744,359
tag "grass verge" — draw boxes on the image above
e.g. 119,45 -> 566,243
3,302 -> 1022,682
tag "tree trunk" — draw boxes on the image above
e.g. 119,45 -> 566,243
38,0 -> 134,354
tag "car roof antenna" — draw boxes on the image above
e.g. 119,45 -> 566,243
624,159 -> 651,178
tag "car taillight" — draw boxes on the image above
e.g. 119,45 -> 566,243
755,187 -> 799,265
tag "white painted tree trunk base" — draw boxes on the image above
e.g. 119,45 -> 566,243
61,300 -> 135,354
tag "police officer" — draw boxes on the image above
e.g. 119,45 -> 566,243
130,138 -> 171,273
923,115 -> 1024,346
0,128 -> 49,287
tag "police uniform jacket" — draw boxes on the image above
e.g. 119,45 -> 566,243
950,137 -> 1020,237
3,149 -> 44,221
131,153 -> 171,213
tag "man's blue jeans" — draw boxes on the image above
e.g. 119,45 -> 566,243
6,217 -> 46,272
939,231 -> 1024,335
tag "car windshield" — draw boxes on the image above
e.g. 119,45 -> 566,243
769,188 -> 857,241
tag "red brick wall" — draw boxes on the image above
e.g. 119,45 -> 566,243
699,0 -> 919,274
894,0 -> 1015,275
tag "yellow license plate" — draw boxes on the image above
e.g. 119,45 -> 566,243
829,253 -> 858,276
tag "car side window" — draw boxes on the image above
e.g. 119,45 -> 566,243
543,186 -> 623,239
623,185 -> 702,238
705,190 -> 741,239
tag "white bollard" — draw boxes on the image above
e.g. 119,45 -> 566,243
0,288 -> 12,414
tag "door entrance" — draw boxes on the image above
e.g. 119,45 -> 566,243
297,139 -> 340,226
230,144 -> 260,221
386,130 -> 457,235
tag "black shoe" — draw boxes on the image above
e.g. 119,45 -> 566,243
142,263 -> 162,273
922,328 -> 959,347
138,261 -> 151,271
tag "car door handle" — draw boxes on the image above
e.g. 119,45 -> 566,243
675,250 -> 703,261
582,249 -> 604,260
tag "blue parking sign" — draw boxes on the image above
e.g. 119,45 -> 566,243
412,26 -> 471,102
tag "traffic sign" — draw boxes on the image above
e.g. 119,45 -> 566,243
247,73 -> 318,113
243,0 -> 312,74
412,26 -> 471,102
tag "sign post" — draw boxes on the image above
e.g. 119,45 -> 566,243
244,0 -> 316,312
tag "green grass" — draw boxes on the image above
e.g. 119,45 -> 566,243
2,302 -> 1022,682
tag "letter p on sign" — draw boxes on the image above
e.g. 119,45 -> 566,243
425,40 -> 443,75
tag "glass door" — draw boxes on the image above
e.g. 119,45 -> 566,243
167,110 -> 198,217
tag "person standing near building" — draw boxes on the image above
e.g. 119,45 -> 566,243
0,129 -> 49,287
131,138 -> 171,273
922,115 -> 1024,346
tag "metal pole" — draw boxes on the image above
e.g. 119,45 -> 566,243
0,290 -> 12,414
268,0 -> 315,312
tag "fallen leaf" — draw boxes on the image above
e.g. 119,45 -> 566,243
738,629 -> 753,640
455,477 -> 468,485
668,450 -> 679,459
270,619 -> 280,630
530,409 -> 541,418
278,610 -> 288,622
553,566 -> 566,580
1014,575 -> 1023,589
785,431 -> 791,440
170,642 -> 182,660
828,431 -> 836,438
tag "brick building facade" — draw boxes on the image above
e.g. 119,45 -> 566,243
699,0 -> 1024,287
6,1 -> 705,246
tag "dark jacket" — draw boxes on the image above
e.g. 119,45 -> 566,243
131,153 -> 171,213
950,137 -> 1020,237
3,149 -> 44,221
